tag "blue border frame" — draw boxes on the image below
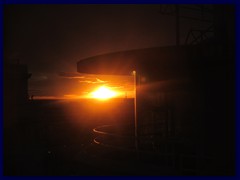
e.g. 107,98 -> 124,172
1,0 -> 238,4
236,0 -> 240,178
0,1 -> 3,178
1,0 -> 239,179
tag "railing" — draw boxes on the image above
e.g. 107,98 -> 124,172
185,25 -> 214,45
92,124 -> 215,175
93,125 -> 136,151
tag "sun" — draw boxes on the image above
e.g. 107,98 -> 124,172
91,86 -> 117,100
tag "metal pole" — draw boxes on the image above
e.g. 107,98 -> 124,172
133,70 -> 138,151
175,4 -> 180,46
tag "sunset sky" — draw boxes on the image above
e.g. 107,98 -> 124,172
4,4 -> 202,99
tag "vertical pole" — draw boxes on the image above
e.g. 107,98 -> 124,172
175,4 -> 180,46
133,70 -> 138,151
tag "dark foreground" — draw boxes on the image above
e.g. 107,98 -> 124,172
4,99 -> 234,176
4,99 -> 142,176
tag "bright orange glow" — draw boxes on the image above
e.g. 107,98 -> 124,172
91,86 -> 117,100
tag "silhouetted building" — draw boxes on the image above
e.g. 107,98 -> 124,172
4,61 -> 32,128
77,5 -> 235,175
4,61 -> 31,105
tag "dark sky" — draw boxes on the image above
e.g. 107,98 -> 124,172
4,4 -> 210,98
5,4 -> 177,72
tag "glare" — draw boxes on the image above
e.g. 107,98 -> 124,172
91,86 -> 117,100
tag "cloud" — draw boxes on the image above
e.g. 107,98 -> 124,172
30,75 -> 48,81
96,78 -> 106,83
107,85 -> 125,89
64,94 -> 82,99
78,78 -> 108,84
58,71 -> 85,79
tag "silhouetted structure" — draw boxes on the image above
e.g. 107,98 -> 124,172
77,5 -> 235,175
4,61 -> 31,126
4,61 -> 31,104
